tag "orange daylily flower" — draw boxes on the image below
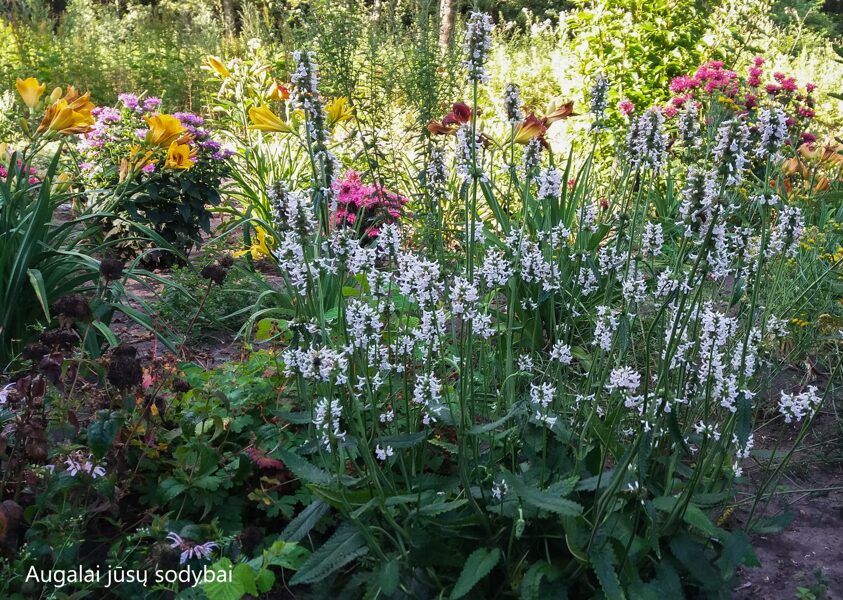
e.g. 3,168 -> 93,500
37,88 -> 96,135
15,77 -> 46,108
799,140 -> 843,166
206,56 -> 230,79
427,121 -> 455,135
543,100 -> 577,125
267,81 -> 290,102
427,102 -> 472,136
248,106 -> 291,133
514,113 -> 548,145
813,175 -> 830,193
165,141 -> 195,170
780,157 -> 805,177
145,114 -> 186,147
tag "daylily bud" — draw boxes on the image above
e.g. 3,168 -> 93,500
813,175 -> 830,192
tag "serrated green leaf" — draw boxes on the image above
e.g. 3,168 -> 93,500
590,545 -> 623,600
510,476 -> 583,516
376,430 -> 428,448
277,449 -> 334,484
450,547 -> 501,599
749,511 -> 794,534
715,530 -> 751,580
651,496 -> 720,538
255,568 -> 275,593
519,560 -> 562,600
289,522 -> 369,586
377,558 -> 400,595
282,500 -> 329,542
669,534 -> 720,588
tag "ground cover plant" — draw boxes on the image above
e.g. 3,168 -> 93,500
1,2 -> 843,599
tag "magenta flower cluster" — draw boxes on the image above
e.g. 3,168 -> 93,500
333,171 -> 409,238
0,160 -> 39,185
663,57 -> 817,144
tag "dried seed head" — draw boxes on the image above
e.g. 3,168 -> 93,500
200,264 -> 228,285
52,294 -> 92,324
99,258 -> 125,282
107,344 -> 142,390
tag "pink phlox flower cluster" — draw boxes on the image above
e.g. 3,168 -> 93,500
0,160 -> 40,185
669,61 -> 738,97
333,171 -> 409,238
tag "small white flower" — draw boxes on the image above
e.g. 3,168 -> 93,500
549,341 -> 572,365
517,354 -> 534,372
491,479 -> 509,500
375,444 -> 394,461
0,383 -> 13,405
65,458 -> 83,476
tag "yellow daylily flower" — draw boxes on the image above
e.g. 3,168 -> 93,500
164,141 -> 195,170
37,88 -> 96,135
206,56 -> 230,79
234,226 -> 274,260
325,96 -> 353,127
248,106 -> 291,133
145,114 -> 185,147
16,77 -> 46,108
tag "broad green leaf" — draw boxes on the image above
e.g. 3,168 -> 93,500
204,558 -> 249,600
87,410 -> 122,459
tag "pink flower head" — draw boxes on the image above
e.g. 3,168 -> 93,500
669,75 -> 699,94
806,82 -> 817,93
765,83 -> 781,96
747,66 -> 763,88
801,132 -> 817,144
753,56 -> 765,67
617,98 -> 635,116
670,95 -> 690,108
